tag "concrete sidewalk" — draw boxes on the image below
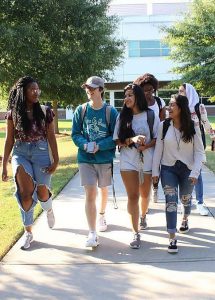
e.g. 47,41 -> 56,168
0,157 -> 215,299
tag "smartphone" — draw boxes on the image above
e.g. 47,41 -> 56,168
153,181 -> 159,189
86,142 -> 95,153
188,177 -> 195,185
41,167 -> 49,173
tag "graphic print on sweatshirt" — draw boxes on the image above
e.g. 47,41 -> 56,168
85,116 -> 108,141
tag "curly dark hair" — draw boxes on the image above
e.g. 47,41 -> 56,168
133,73 -> 159,91
118,84 -> 148,144
7,76 -> 45,133
171,94 -> 195,142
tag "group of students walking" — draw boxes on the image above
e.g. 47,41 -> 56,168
2,74 -> 214,253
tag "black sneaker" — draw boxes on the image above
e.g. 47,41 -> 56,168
140,216 -> 147,230
130,233 -> 141,249
179,219 -> 189,234
168,239 -> 178,253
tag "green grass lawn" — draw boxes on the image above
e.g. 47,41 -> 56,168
0,119 -> 78,260
208,116 -> 215,127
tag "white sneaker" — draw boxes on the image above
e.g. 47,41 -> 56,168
197,204 -> 208,216
98,214 -> 107,232
21,232 -> 33,250
85,232 -> 99,248
47,208 -> 55,228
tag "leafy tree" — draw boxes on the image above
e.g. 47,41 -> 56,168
162,0 -> 215,99
0,85 -> 8,110
0,0 -> 124,131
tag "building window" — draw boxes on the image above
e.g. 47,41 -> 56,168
128,40 -> 170,57
114,91 -> 124,111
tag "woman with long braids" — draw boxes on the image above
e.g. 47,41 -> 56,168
113,84 -> 159,249
152,94 -> 205,253
2,76 -> 59,250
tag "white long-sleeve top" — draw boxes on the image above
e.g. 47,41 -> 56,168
152,120 -> 206,179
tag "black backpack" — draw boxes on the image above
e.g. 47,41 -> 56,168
194,103 -> 206,149
147,108 -> 155,141
161,118 -> 196,142
154,96 -> 162,112
161,118 -> 171,140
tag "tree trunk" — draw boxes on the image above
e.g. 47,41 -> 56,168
52,100 -> 59,134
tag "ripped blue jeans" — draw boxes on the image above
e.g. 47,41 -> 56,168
11,140 -> 52,227
161,161 -> 194,234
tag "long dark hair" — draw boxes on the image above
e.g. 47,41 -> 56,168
7,76 -> 45,132
118,84 -> 148,143
172,94 -> 195,142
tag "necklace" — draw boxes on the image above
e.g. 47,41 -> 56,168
173,126 -> 181,151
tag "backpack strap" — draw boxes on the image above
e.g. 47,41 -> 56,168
105,104 -> 111,126
194,103 -> 206,149
81,103 -> 88,127
194,103 -> 201,122
41,104 -> 47,117
154,96 -> 163,120
211,140 -> 215,151
40,105 -> 53,162
154,96 -> 162,112
146,109 -> 155,141
162,118 -> 171,140
104,104 -> 112,134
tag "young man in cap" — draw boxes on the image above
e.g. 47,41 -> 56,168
72,76 -> 118,247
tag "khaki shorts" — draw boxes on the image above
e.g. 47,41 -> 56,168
79,163 -> 112,188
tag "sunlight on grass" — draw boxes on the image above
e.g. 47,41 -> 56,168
208,116 -> 215,127
58,120 -> 72,133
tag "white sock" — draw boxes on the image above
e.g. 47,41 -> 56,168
89,230 -> 96,237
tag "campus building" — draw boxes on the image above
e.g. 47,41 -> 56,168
106,0 -> 192,109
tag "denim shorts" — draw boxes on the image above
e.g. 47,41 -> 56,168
11,140 -> 52,226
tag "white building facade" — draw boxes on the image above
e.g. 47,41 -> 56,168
106,0 -> 192,109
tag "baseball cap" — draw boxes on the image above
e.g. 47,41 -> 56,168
82,76 -> 105,89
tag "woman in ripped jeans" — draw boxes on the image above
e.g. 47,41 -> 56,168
2,76 -> 59,250
152,94 -> 205,254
